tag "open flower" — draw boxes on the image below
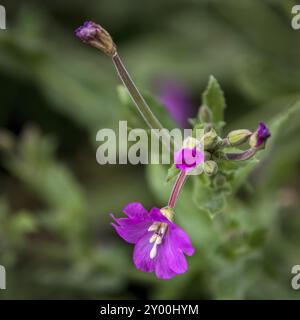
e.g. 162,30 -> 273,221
174,147 -> 204,172
111,203 -> 195,279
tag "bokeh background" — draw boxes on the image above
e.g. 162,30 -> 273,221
0,0 -> 300,299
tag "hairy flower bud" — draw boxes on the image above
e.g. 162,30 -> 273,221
203,129 -> 218,150
182,136 -> 200,149
227,129 -> 252,146
249,122 -> 271,149
204,160 -> 218,176
198,105 -> 213,123
204,151 -> 211,160
75,21 -> 116,56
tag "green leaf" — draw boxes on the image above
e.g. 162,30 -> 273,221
192,175 -> 228,218
202,75 -> 226,132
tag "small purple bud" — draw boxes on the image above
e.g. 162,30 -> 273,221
256,122 -> 271,147
75,21 -> 101,43
75,21 -> 116,56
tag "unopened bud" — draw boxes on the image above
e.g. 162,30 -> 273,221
203,129 -> 218,150
183,136 -> 200,149
249,122 -> 271,149
204,161 -> 218,176
227,129 -> 252,146
198,105 -> 213,123
249,133 -> 258,148
75,21 -> 117,56
204,151 -> 211,160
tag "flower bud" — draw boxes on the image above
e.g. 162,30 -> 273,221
227,129 -> 252,146
198,105 -> 212,123
204,161 -> 218,176
75,21 -> 116,56
182,136 -> 200,149
249,122 -> 271,149
203,129 -> 218,150
249,133 -> 257,148
204,151 -> 211,160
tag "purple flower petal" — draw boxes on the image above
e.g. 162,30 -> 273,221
149,207 -> 173,224
155,230 -> 188,279
256,122 -> 271,147
123,202 -> 148,219
75,21 -> 101,43
110,214 -> 151,244
133,232 -> 156,273
170,224 -> 195,256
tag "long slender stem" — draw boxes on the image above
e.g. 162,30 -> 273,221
168,170 -> 188,208
112,53 -> 174,152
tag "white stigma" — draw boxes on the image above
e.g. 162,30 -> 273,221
150,242 -> 158,259
149,223 -> 165,259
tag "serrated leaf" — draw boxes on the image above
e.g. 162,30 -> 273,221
202,75 -> 226,131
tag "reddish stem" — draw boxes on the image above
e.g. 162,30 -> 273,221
168,170 -> 188,208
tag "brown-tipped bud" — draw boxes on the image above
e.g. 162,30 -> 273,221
227,129 -> 252,146
198,105 -> 213,123
75,21 -> 116,56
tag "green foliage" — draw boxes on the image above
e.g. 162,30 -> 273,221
0,0 -> 300,300
202,75 -> 226,132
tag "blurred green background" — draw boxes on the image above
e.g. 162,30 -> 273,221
0,0 -> 300,299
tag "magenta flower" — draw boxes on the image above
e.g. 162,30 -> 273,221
75,21 -> 101,43
174,147 -> 204,172
111,203 -> 195,279
256,122 -> 271,147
